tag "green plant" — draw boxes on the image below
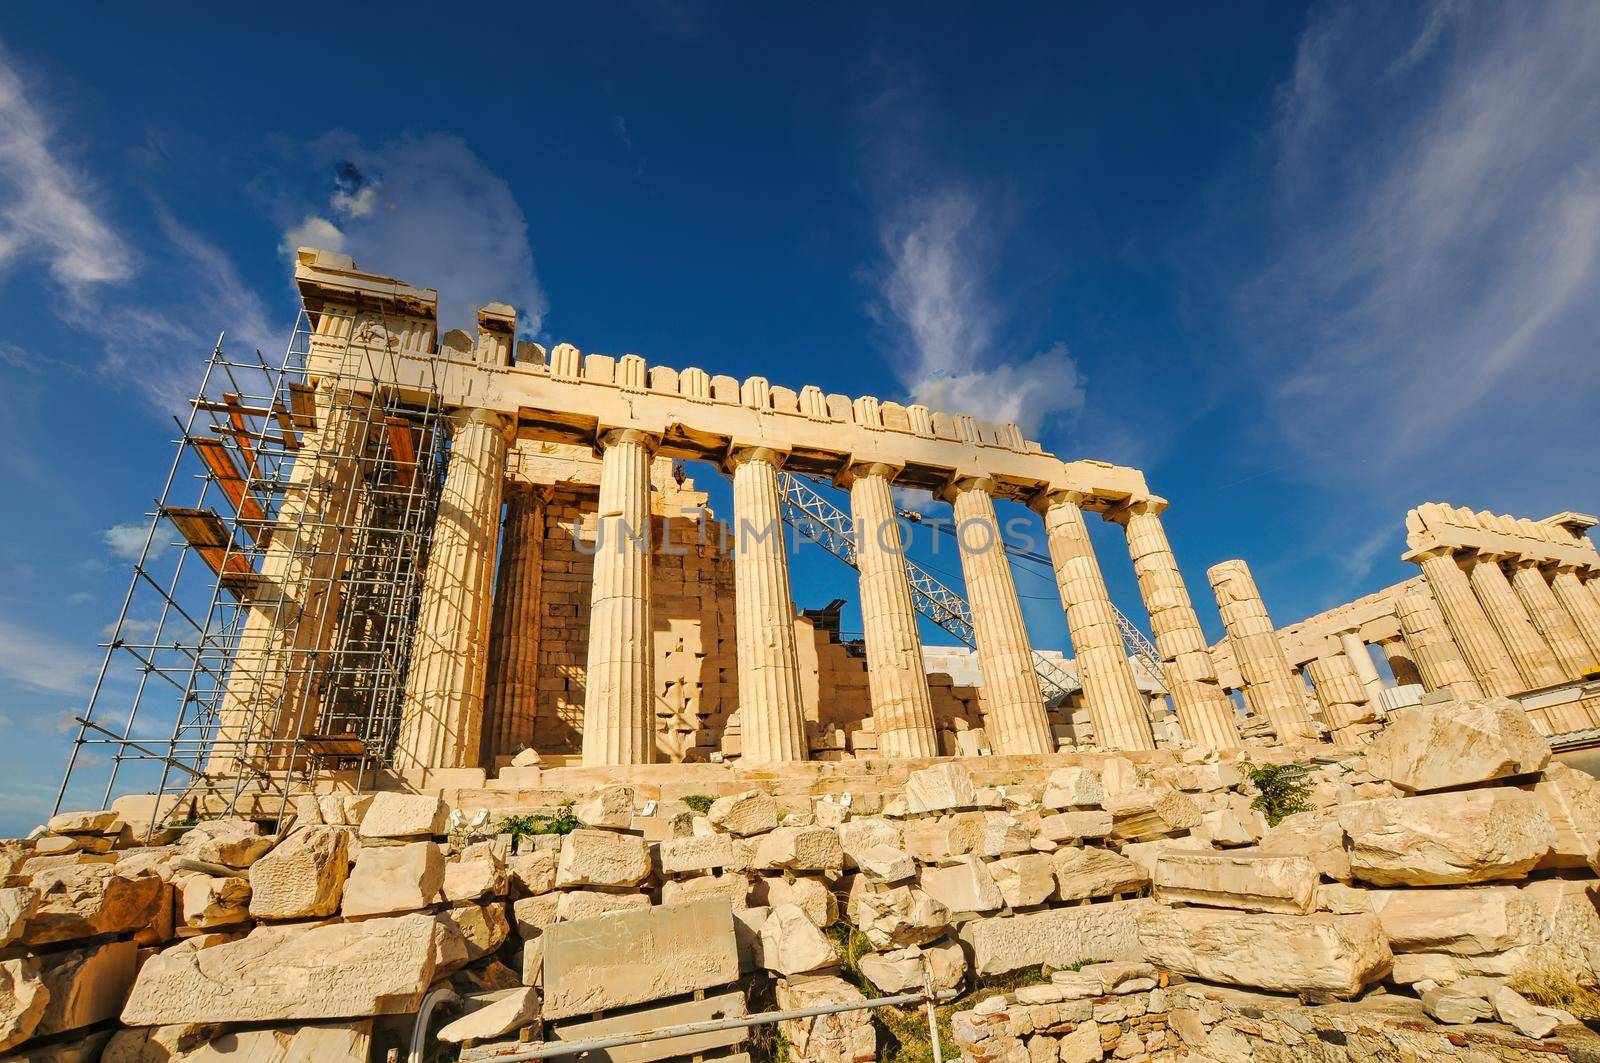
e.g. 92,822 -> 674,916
681,794 -> 716,814
496,801 -> 580,841
1242,761 -> 1313,826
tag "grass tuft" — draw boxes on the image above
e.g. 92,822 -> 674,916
1510,963 -> 1600,1021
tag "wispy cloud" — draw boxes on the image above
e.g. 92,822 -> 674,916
1236,1 -> 1600,499
860,80 -> 1085,437
0,44 -> 132,294
0,613 -> 95,695
281,133 -> 548,337
102,522 -> 154,561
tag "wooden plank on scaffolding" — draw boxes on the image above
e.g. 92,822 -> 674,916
302,733 -> 369,758
189,439 -> 268,539
222,392 -> 263,481
385,416 -> 417,490
161,506 -> 264,598
287,382 -> 318,431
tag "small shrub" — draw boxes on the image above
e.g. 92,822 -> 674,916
496,801 -> 580,841
681,794 -> 716,814
1242,761 -> 1313,826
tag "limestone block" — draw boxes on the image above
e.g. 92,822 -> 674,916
443,852 -> 508,904
24,865 -> 165,945
1493,986 -> 1560,1039
507,850 -> 557,895
1422,985 -> 1494,1024
1042,767 -> 1105,810
759,876 -> 836,927
853,844 -> 915,883
439,987 -> 539,1043
33,939 -> 136,1040
248,825 -> 349,920
575,784 -> 636,830
0,956 -> 47,1053
1151,852 -> 1318,914
1257,811 -> 1351,883
341,841 -> 444,917
47,810 -> 120,834
707,790 -> 778,837
120,913 -> 440,1024
858,939 -> 967,994
1106,789 -> 1201,841
559,889 -> 654,921
775,973 -> 875,1063
1052,847 -> 1148,901
1369,886 -> 1536,955
358,793 -> 448,839
754,826 -> 843,872
1531,762 -> 1600,870
851,883 -> 950,949
1059,1020 -> 1104,1063
957,900 -> 1151,976
990,853 -> 1056,908
511,894 -> 559,939
918,855 -> 1003,913
0,886 -> 37,947
439,902 -> 511,964
1196,809 -> 1259,848
659,833 -> 752,875
760,903 -> 837,975
555,829 -> 651,888
981,814 -> 1035,857
176,820 -> 272,869
905,763 -> 978,813
662,874 -> 748,910
541,898 -> 739,1020
1364,698 -> 1550,793
1120,837 -> 1214,877
901,813 -> 985,862
180,875 -> 251,929
1040,810 -> 1114,842
1135,906 -> 1391,997
1336,789 -> 1555,885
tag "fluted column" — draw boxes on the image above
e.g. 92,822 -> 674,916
1393,590 -> 1483,699
1035,491 -> 1153,751
1207,560 -> 1318,743
1304,656 -> 1370,744
394,408 -> 510,776
728,447 -> 808,763
1551,567 -> 1600,666
845,463 -> 939,758
1510,561 -> 1596,680
1110,501 -> 1241,748
210,384 -> 375,773
1412,549 -> 1521,697
1337,630 -> 1386,704
581,429 -> 658,766
1464,555 -> 1564,690
482,484 -> 547,762
1376,636 -> 1423,688
942,477 -> 1052,755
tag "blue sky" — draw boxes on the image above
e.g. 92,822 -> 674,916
2,3 -> 1597,835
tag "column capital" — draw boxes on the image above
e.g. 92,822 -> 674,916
1103,495 -> 1169,525
835,459 -> 903,489
935,474 -> 997,504
1403,545 -> 1458,564
724,444 -> 789,473
449,406 -> 514,439
595,427 -> 661,452
1027,487 -> 1088,516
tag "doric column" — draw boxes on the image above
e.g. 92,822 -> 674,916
941,477 -> 1052,755
1376,636 -> 1423,687
1510,561 -> 1597,680
1109,501 -> 1241,748
1464,555 -> 1564,690
482,484 -> 547,762
1304,656 -> 1370,744
210,384 -> 375,773
728,447 -> 808,763
1206,560 -> 1318,743
1393,590 -> 1483,699
1411,549 -> 1521,697
1337,629 -> 1386,704
844,463 -> 939,758
581,429 -> 659,766
1550,567 -> 1600,666
393,408 -> 510,776
1034,490 -> 1153,751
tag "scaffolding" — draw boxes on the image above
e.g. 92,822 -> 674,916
55,308 -> 447,827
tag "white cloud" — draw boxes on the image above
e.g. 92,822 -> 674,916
102,522 -> 149,560
282,133 -> 548,337
1238,1 -> 1600,495
0,613 -> 95,695
0,46 -> 132,292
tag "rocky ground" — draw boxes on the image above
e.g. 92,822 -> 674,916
2,695 -> 1599,1061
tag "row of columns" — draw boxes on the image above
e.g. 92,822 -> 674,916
392,414 -> 1259,773
1411,547 -> 1600,699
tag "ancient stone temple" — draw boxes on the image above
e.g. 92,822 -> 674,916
18,247 -> 1600,1062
